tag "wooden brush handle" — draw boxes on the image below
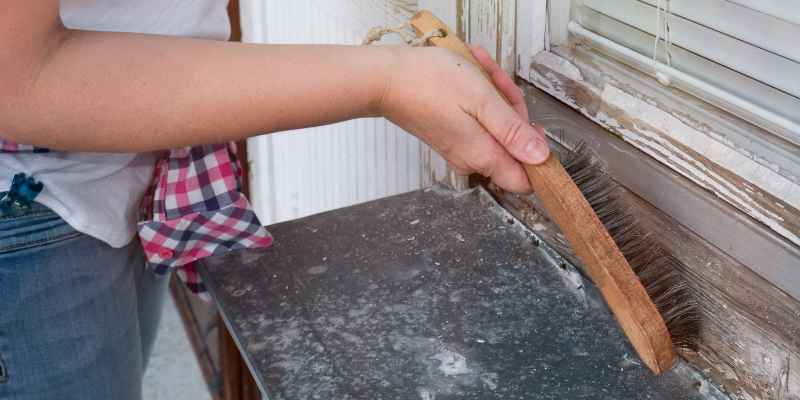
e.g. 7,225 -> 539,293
411,10 -> 676,374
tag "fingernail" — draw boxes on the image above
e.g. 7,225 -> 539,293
524,137 -> 550,164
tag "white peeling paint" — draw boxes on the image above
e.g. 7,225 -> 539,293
468,0 -> 499,62
596,87 -> 800,246
533,52 -> 584,81
515,0 -> 548,78
601,85 -> 800,210
499,0 -> 516,75
528,56 -> 800,248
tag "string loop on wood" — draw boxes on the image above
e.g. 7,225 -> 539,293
361,22 -> 444,46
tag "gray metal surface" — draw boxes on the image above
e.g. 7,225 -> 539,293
198,187 -> 724,400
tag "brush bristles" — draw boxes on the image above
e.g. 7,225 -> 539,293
561,142 -> 700,350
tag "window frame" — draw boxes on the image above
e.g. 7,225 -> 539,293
514,0 -> 800,291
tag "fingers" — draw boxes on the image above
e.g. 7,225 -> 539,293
451,158 -> 532,193
381,46 -> 543,193
467,45 -> 549,165
469,45 -> 529,120
446,113 -> 533,193
481,154 -> 532,193
469,86 -> 550,165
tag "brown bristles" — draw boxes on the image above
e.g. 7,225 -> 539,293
561,141 -> 701,351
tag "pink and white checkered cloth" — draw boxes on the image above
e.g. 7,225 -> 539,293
2,140 -> 273,297
1,141 -> 47,152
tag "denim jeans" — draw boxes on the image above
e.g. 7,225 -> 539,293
0,199 -> 169,400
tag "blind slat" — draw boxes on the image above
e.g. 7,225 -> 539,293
576,5 -> 800,145
583,0 -> 800,99
727,0 -> 800,26
637,0 -> 800,64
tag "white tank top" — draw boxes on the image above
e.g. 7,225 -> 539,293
0,1 -> 230,248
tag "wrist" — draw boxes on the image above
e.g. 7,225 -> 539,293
363,45 -> 405,119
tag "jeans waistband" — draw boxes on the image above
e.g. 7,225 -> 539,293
0,193 -> 78,254
0,191 -> 51,219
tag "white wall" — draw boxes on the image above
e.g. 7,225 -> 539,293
241,0 -> 435,224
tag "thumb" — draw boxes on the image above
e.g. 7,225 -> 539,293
475,93 -> 550,165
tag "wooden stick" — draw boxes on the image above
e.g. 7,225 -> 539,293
220,315 -> 244,400
410,10 -> 677,374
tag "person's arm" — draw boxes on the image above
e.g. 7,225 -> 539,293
0,1 -> 548,193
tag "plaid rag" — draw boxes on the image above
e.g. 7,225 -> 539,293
2,140 -> 273,297
1,141 -> 50,153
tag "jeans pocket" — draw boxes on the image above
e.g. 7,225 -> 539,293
0,202 -> 81,254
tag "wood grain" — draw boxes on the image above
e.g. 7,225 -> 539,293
169,277 -> 222,400
411,10 -> 676,374
219,315 -> 243,400
525,44 -> 800,252
500,85 -> 800,399
466,0 -> 516,75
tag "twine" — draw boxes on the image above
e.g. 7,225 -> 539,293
362,22 -> 444,46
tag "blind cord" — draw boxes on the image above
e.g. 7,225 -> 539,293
653,0 -> 673,86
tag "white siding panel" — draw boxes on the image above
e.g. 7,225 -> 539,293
242,0 -> 432,224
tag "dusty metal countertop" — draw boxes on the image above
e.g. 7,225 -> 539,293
197,186 -> 725,400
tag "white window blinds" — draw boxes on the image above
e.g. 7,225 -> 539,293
570,0 -> 800,145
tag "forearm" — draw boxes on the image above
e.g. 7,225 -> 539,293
1,29 -> 394,152
1,1 -> 550,193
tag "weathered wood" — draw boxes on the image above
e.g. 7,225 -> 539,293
412,10 -> 677,374
496,86 -> 800,399
465,0 -> 516,75
240,364 -> 260,400
497,188 -> 800,400
524,46 -> 800,305
169,277 -> 221,400
219,315 -> 243,400
523,45 -> 800,251
515,0 -> 547,79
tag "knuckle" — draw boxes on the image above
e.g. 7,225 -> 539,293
502,119 -> 527,148
470,147 -> 500,178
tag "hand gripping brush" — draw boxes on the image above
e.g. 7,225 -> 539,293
410,10 -> 699,374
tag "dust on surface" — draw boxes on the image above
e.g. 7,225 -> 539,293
201,187 -> 725,400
